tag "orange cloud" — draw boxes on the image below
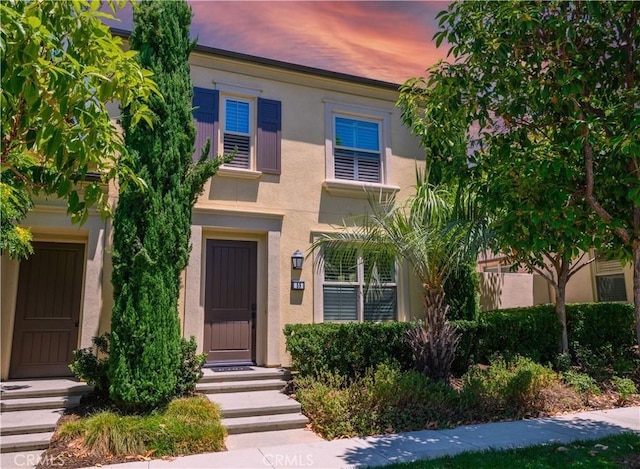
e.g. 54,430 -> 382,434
106,1 -> 449,84
188,1 -> 448,83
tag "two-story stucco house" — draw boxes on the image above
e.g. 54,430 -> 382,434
1,39 -> 426,380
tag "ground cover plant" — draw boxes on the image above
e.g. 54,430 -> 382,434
287,303 -> 640,440
382,432 -> 640,469
295,358 -> 594,440
37,397 -> 225,469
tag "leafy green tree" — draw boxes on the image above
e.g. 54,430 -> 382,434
398,1 -> 640,346
311,175 -> 484,380
109,0 -> 226,411
0,0 -> 157,258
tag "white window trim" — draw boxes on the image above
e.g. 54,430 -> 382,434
324,101 -> 394,192
312,238 -> 409,323
221,95 -> 255,171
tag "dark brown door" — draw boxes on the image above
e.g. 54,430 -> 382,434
10,242 -> 84,379
204,240 -> 257,364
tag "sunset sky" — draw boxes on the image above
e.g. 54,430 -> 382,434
108,1 -> 450,84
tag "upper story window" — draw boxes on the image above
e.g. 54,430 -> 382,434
323,101 -> 398,197
223,97 -> 252,170
320,247 -> 397,322
192,87 -> 282,176
334,116 -> 381,183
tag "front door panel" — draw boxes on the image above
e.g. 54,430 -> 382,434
204,240 -> 257,364
10,242 -> 84,379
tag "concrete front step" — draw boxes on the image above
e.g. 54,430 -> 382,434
1,395 -> 82,413
222,413 -> 309,435
199,367 -> 290,383
0,432 -> 54,453
0,379 -> 91,400
208,390 -> 301,418
196,379 -> 286,394
0,408 -> 65,436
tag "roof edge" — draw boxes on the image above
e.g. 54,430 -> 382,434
110,28 -> 401,92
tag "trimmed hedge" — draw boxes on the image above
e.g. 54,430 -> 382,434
283,322 -> 414,378
284,303 -> 636,378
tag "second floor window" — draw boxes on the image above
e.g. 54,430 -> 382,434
334,116 -> 381,183
223,98 -> 252,169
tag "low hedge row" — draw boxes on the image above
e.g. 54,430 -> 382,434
284,303 -> 636,378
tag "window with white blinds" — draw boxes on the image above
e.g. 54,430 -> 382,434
321,248 -> 396,322
223,98 -> 251,169
334,116 -> 381,183
594,255 -> 628,302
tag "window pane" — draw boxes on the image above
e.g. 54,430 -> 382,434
335,117 -> 379,152
364,287 -> 396,321
596,274 -> 627,302
364,256 -> 395,283
223,133 -> 250,169
324,286 -> 358,321
226,99 -> 250,134
323,249 -> 358,282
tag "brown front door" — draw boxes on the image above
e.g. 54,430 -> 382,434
10,242 -> 84,379
204,240 -> 257,364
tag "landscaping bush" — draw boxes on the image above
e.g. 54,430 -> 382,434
566,303 -> 636,379
70,335 -> 206,401
460,356 -> 577,419
57,396 -> 225,457
69,333 -> 111,396
284,322 -> 414,378
295,364 -> 458,439
296,359 -> 582,439
475,305 -> 560,365
563,370 -> 600,395
284,302 -> 636,381
444,264 -> 479,321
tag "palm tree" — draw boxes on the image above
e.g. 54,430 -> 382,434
311,172 -> 486,381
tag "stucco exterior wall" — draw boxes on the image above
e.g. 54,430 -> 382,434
2,47 -> 424,378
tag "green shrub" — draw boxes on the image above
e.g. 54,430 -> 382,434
444,264 -> 479,321
285,302 -> 635,381
563,370 -> 600,395
460,356 -> 560,418
612,376 -> 638,402
58,396 -> 225,457
567,303 -> 636,379
284,322 -> 414,378
296,364 -> 458,439
70,335 -> 206,402
175,336 -> 207,397
475,305 -> 560,365
69,333 -> 111,396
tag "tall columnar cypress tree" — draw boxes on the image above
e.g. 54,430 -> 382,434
109,0 -> 223,411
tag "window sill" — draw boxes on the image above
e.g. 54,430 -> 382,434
322,179 -> 400,198
216,167 -> 262,180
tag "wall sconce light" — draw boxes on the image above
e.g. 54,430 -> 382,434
291,250 -> 304,270
291,280 -> 305,290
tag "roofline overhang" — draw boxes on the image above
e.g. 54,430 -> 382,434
110,28 -> 401,92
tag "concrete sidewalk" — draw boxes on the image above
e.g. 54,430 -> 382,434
2,407 -> 639,469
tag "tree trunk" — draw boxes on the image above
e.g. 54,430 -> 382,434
555,260 -> 570,354
634,243 -> 640,348
555,285 -> 569,355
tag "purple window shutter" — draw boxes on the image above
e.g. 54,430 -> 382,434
257,98 -> 281,175
192,87 -> 219,161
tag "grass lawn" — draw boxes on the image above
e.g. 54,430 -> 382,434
383,433 -> 640,468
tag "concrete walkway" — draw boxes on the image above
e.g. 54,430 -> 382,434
3,406 -> 637,469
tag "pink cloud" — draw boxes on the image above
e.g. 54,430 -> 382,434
107,1 -> 449,84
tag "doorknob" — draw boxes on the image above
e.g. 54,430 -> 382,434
75,321 -> 79,328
